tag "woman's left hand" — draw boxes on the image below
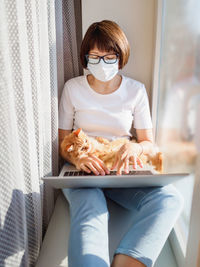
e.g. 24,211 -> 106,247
111,143 -> 143,175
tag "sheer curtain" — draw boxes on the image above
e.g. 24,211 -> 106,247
56,0 -> 83,169
0,0 -> 82,266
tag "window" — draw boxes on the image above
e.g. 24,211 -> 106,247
152,0 -> 200,265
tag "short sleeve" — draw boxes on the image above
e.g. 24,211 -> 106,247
133,85 -> 153,129
58,84 -> 74,130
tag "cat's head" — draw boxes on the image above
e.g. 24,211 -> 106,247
63,128 -> 91,154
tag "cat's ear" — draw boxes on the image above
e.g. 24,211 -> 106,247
73,128 -> 82,137
65,144 -> 74,152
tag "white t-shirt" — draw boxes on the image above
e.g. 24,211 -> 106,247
59,75 -> 152,140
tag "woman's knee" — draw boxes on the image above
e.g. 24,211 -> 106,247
160,184 -> 184,211
139,184 -> 184,213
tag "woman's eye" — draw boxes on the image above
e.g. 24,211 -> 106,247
89,55 -> 99,59
105,55 -> 115,60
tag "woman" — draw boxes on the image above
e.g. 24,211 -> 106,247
59,20 -> 184,267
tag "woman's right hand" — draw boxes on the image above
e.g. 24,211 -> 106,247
76,155 -> 110,176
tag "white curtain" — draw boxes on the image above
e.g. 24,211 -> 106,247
0,0 -> 58,266
56,0 -> 83,169
0,0 -> 82,265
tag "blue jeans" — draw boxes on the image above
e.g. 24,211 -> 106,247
62,184 -> 184,267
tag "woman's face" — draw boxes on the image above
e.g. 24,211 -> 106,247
86,45 -> 119,82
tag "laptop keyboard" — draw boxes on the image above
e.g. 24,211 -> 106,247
64,170 -> 153,176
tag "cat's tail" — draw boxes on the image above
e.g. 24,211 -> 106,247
156,152 -> 163,173
150,152 -> 163,173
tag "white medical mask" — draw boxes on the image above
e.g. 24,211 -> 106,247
87,60 -> 119,82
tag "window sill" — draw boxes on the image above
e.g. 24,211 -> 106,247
169,220 -> 186,267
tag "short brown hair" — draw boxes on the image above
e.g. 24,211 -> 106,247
80,20 -> 130,69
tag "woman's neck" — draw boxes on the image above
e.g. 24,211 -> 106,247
87,74 -> 122,95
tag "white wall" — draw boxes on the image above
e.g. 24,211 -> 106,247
81,0 -> 157,99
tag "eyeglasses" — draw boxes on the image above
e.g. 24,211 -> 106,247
85,53 -> 119,64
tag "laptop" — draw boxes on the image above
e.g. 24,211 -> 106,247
42,162 -> 189,188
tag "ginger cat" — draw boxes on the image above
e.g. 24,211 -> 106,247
60,128 -> 163,173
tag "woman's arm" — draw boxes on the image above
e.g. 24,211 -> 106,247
59,129 -> 71,151
135,128 -> 154,155
112,128 -> 155,174
59,129 -> 71,145
59,129 -> 72,163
